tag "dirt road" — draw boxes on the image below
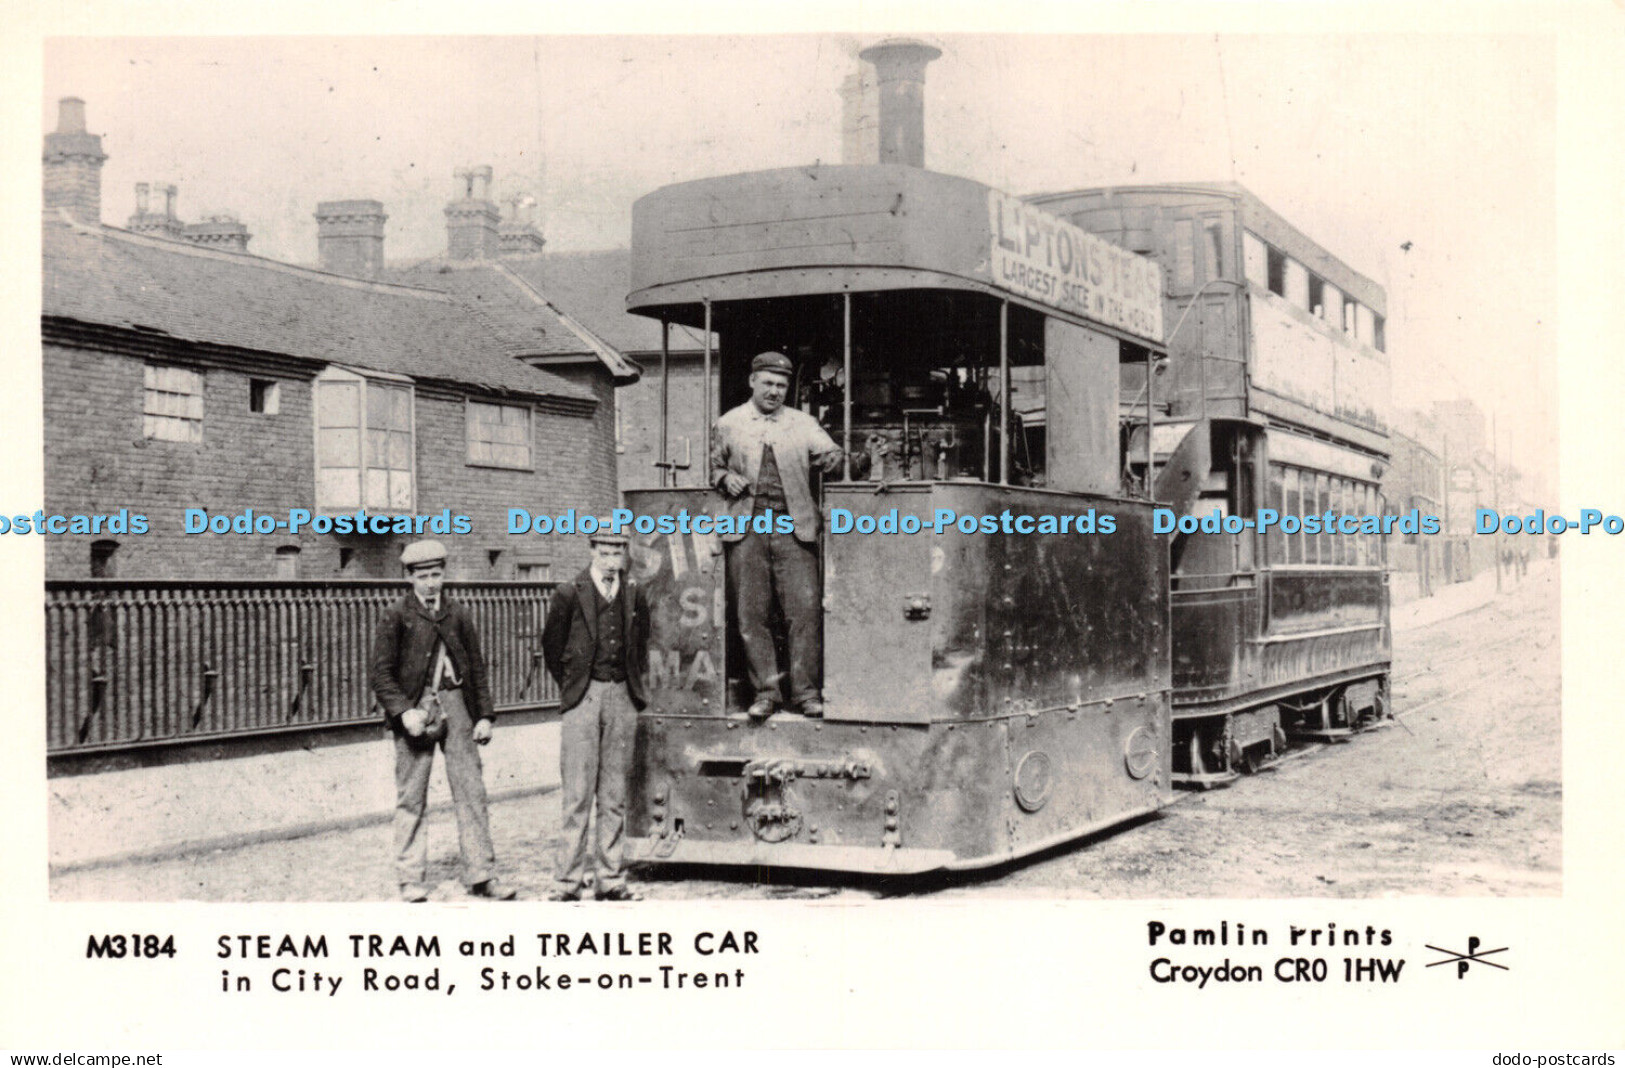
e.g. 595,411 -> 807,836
51,562 -> 1560,902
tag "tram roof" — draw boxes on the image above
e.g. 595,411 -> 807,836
627,164 -> 1167,349
1025,181 -> 1387,318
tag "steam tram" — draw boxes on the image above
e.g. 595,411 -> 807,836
618,78 -> 1390,874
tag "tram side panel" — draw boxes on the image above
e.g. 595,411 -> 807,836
626,487 -> 728,718
1258,567 -> 1389,692
945,485 -> 1173,857
825,482 -> 1174,867
623,483 -> 1172,872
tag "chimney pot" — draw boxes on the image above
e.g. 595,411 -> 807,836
128,182 -> 184,239
57,97 -> 88,134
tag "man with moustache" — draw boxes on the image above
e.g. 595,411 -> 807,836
541,531 -> 650,901
710,351 -> 842,722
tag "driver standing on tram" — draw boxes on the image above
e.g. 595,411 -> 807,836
710,351 -> 843,721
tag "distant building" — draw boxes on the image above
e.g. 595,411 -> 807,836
1383,420 -> 1445,599
41,99 -> 624,581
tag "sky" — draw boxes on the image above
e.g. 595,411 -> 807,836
41,31 -> 1558,493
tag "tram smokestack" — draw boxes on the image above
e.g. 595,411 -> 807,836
858,38 -> 941,168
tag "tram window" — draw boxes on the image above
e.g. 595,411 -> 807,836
1327,478 -> 1340,564
1359,484 -> 1373,566
1376,488 -> 1387,565
1378,490 -> 1391,562
1358,483 -> 1371,563
1173,220 -> 1195,290
1351,481 -> 1364,564
1373,314 -> 1387,353
1319,282 -> 1345,328
1284,467 -> 1302,564
1343,300 -> 1358,335
1308,274 -> 1325,319
1266,246 -> 1286,297
1346,484 -> 1357,565
1204,221 -> 1225,281
1300,471 -> 1317,564
1285,259 -> 1311,312
1354,484 -> 1366,564
1336,479 -> 1351,564
1315,473 -> 1331,564
1344,480 -> 1354,564
1355,304 -> 1376,346
1266,464 -> 1285,565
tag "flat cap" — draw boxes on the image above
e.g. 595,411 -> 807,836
751,351 -> 794,375
588,531 -> 630,547
400,539 -> 447,569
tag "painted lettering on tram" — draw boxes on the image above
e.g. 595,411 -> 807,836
987,189 -> 1163,342
648,647 -> 719,691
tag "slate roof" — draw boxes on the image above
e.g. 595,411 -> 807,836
42,215 -> 591,403
386,248 -> 708,373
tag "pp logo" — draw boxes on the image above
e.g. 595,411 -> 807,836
1426,936 -> 1509,978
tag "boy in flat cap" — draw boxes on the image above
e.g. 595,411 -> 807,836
541,531 -> 651,901
710,351 -> 842,721
371,539 -> 515,902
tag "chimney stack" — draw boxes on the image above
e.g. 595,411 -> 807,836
446,165 -> 500,260
127,182 -> 185,239
498,191 -> 545,257
43,97 -> 107,223
857,39 -> 941,168
315,199 -> 387,278
183,213 -> 252,254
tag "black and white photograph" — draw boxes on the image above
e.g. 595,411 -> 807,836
37,30 -> 1561,903
4,1 -> 1623,1054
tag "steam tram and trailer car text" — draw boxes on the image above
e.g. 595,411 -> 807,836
618,109 -> 1391,872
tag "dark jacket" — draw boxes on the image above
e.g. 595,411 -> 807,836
370,593 -> 494,730
541,568 -> 650,713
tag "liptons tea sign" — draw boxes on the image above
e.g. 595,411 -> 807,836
988,190 -> 1163,342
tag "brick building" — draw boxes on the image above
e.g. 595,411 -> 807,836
388,243 -> 714,494
41,100 -> 629,581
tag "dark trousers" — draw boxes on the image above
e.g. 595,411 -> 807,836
554,680 -> 637,893
726,531 -> 821,705
392,688 -> 494,888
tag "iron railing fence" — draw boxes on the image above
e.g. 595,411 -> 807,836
45,580 -> 559,755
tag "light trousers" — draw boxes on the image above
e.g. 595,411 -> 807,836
392,688 -> 495,887
555,680 -> 637,893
